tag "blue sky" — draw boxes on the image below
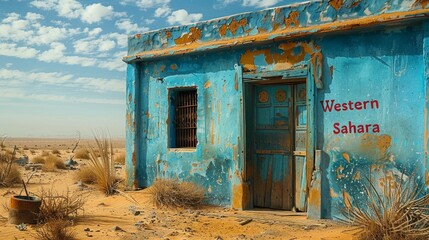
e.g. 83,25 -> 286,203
0,0 -> 303,138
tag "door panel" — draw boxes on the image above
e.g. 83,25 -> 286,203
294,83 -> 307,211
253,85 -> 293,210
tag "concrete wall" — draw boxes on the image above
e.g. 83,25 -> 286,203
125,0 -> 429,218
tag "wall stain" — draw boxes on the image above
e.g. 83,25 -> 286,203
285,11 -> 300,28
219,18 -> 247,37
174,27 -> 202,45
329,0 -> 344,11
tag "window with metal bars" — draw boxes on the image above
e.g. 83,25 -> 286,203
169,89 -> 197,148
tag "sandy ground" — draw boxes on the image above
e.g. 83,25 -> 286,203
0,138 -> 356,240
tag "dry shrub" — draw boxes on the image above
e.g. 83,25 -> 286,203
74,148 -> 89,159
42,155 -> 66,172
34,219 -> 75,240
114,152 -> 125,164
37,187 -> 86,223
149,178 -> 205,209
0,152 -> 21,187
87,136 -> 120,195
41,151 -> 50,157
342,171 -> 429,240
51,149 -> 60,155
73,166 -> 97,184
30,149 -> 36,154
32,156 -> 45,164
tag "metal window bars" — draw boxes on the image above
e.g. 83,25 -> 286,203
174,90 -> 197,148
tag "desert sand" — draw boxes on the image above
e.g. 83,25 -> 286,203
0,138 -> 355,240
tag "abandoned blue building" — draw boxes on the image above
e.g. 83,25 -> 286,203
124,0 -> 429,219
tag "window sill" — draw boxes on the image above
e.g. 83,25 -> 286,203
168,148 -> 196,153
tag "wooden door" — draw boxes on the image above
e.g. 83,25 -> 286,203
294,83 -> 307,211
253,85 -> 293,210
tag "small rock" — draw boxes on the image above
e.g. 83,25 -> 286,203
184,227 -> 193,233
215,236 -> 223,240
169,231 -> 179,236
86,232 -> 93,237
112,226 -> 125,232
84,228 -> 91,232
134,210 -> 141,216
15,223 -> 26,231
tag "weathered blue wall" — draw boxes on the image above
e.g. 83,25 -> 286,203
125,0 -> 429,218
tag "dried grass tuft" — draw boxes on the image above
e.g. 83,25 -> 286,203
114,152 -> 125,165
37,187 -> 86,223
342,171 -> 429,240
42,155 -> 66,172
0,151 -> 21,187
87,136 -> 121,195
74,148 -> 89,160
34,218 -> 75,240
41,151 -> 50,157
148,178 -> 205,209
51,149 -> 60,155
73,166 -> 97,184
32,156 -> 45,164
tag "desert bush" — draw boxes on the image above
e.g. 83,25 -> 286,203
51,149 -> 60,155
30,149 -> 36,154
42,155 -> 66,172
0,136 -> 6,149
0,151 -> 21,187
34,219 -> 75,240
114,152 -> 126,165
32,156 -> 45,164
37,187 -> 86,223
148,178 -> 205,209
73,166 -> 97,184
342,171 -> 429,240
41,151 -> 50,157
87,136 -> 120,195
74,148 -> 89,159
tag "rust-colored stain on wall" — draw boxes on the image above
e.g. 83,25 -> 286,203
219,18 -> 247,36
174,27 -> 202,45
285,11 -> 300,28
329,0 -> 344,11
240,41 -> 321,72
414,0 -> 429,8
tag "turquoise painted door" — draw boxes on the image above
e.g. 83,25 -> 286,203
253,85 -> 293,210
294,83 -> 307,212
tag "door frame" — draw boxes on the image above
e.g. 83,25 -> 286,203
242,67 -> 317,211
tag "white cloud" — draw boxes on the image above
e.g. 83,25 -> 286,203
30,0 -> 57,10
87,27 -> 102,36
0,43 -> 39,59
98,40 -> 115,52
154,5 -> 171,17
38,42 -> 96,67
0,68 -> 124,93
0,13 -> 81,45
56,0 -> 83,19
0,89 -> 123,105
81,3 -> 114,24
242,0 -> 281,8
167,9 -> 203,25
144,19 -> 155,25
115,18 -> 149,34
25,12 -> 44,21
98,51 -> 127,72
135,0 -> 170,9
214,0 -> 239,8
30,0 -> 118,24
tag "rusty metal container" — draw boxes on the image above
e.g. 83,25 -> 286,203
8,195 -> 42,224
